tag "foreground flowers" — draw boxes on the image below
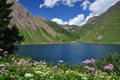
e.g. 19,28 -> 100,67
0,54 -> 120,80
24,73 -> 34,78
83,59 -> 96,64
104,64 -> 114,71
0,48 -> 8,58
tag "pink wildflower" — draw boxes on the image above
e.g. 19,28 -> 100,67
52,66 -> 58,71
3,51 -> 8,54
0,48 -> 3,52
104,64 -> 114,71
83,59 -> 96,64
0,68 -> 4,75
35,61 -> 43,66
84,66 -> 96,71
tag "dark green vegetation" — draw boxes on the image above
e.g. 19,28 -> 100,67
0,52 -> 120,79
74,1 -> 120,44
0,0 -> 23,53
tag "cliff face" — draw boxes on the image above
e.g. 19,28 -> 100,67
9,0 -> 58,37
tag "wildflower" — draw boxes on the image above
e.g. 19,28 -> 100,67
0,56 -> 2,59
4,54 -> 7,57
84,66 -> 96,71
26,63 -> 32,66
0,68 -> 4,75
0,70 -> 4,75
83,59 -> 91,64
24,73 -> 34,78
104,64 -> 114,71
35,71 -> 42,74
35,61 -> 43,66
14,60 -> 18,66
0,48 -> 3,52
0,64 -> 4,67
19,59 -> 27,65
83,59 -> 96,64
52,66 -> 58,71
3,51 -> 8,54
90,59 -> 96,63
84,66 -> 89,69
100,76 -> 104,78
5,63 -> 10,67
89,67 -> 96,71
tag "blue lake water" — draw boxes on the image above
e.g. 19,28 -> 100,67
17,43 -> 120,66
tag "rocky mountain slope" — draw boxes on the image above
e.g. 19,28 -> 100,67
75,1 -> 120,44
9,0 -> 72,44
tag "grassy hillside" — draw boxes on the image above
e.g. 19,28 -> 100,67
19,27 -> 55,44
45,20 -> 76,42
74,1 -> 120,44
19,21 -> 74,44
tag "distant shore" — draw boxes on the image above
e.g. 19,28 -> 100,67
17,42 -> 120,45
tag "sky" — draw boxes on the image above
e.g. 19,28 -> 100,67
17,0 -> 119,26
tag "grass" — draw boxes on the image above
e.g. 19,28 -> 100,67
18,22 -> 75,44
19,26 -> 56,44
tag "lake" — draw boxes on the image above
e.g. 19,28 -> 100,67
17,43 -> 120,66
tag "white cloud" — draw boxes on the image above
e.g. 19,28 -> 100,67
40,0 -> 61,8
85,13 -> 93,22
16,0 -> 19,2
52,18 -> 68,25
81,0 -> 90,10
69,14 -> 84,25
62,0 -> 81,7
40,0 -> 81,8
80,13 -> 93,25
89,0 -> 120,16
51,14 -> 84,26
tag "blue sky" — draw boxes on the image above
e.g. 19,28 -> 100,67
17,0 -> 119,26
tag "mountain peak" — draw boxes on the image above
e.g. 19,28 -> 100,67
10,1 -> 59,37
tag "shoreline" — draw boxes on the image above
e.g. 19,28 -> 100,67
17,42 -> 120,46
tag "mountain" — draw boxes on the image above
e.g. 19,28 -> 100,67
75,1 -> 120,44
61,25 -> 79,31
9,0 -> 72,44
8,0 -> 120,44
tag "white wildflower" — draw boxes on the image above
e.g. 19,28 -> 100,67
100,76 -> 104,78
24,73 -> 34,78
35,71 -> 42,74
0,64 -> 4,67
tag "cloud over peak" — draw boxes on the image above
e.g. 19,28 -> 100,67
52,18 -> 68,25
52,14 -> 84,26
